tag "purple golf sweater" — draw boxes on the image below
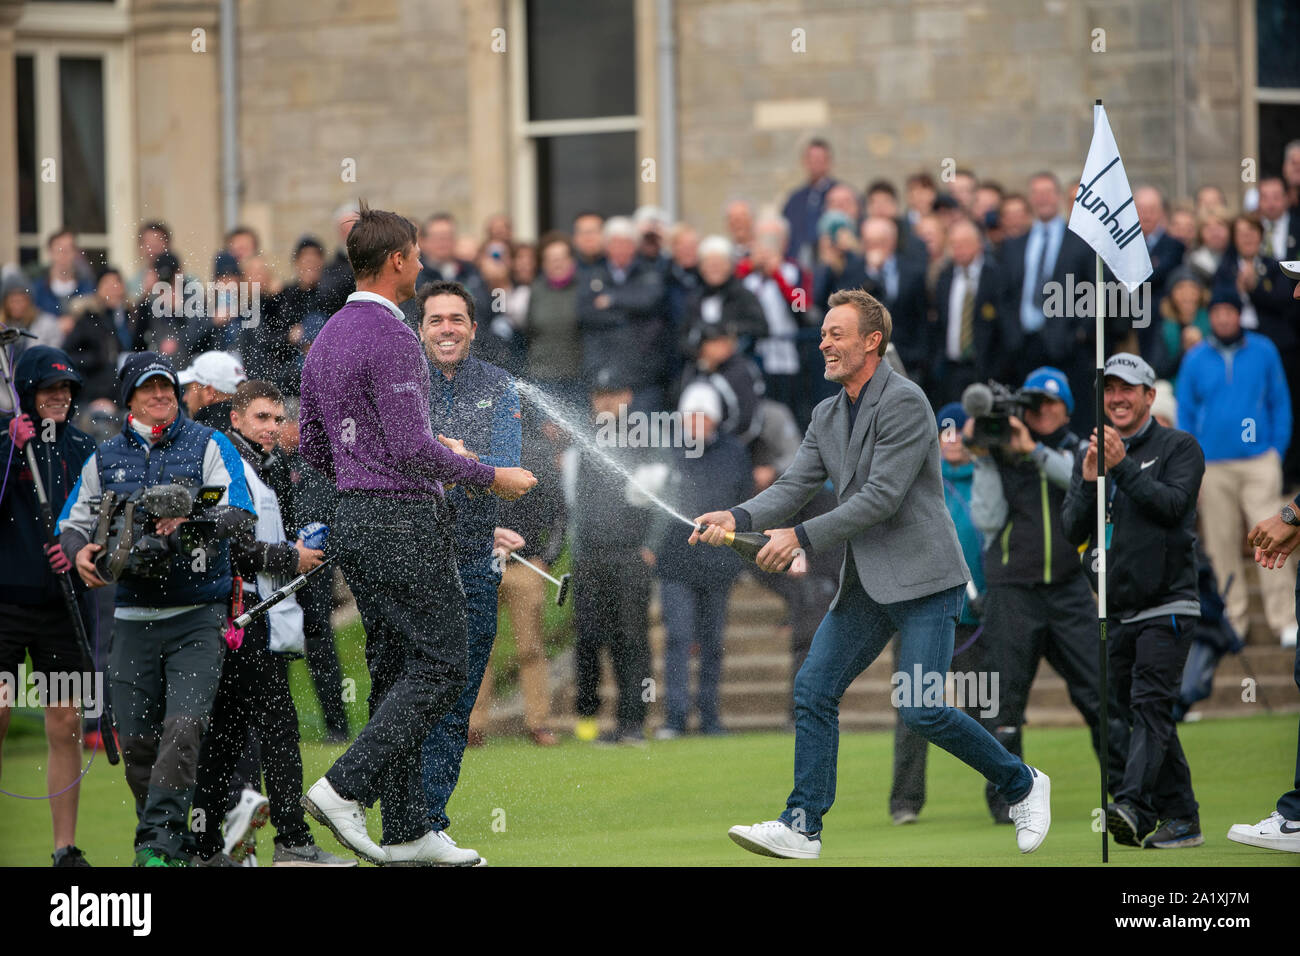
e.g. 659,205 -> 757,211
299,297 -> 496,497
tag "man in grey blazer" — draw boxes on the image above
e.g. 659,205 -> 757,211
692,288 -> 1051,859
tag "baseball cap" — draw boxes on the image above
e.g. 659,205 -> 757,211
679,381 -> 723,422
118,352 -> 180,408
178,351 -> 247,395
936,401 -> 967,431
1280,261 -> 1300,281
1103,352 -> 1156,388
1021,366 -> 1075,414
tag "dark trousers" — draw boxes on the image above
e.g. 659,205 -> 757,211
192,614 -> 311,856
982,577 -> 1129,799
890,622 -> 1002,818
659,577 -> 731,732
421,558 -> 499,832
324,494 -> 468,845
1110,614 -> 1198,832
1280,581 -> 1300,821
299,566 -> 349,739
573,557 -> 651,730
1282,347 -> 1300,487
110,603 -> 225,857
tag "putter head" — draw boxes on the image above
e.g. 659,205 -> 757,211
555,572 -> 572,607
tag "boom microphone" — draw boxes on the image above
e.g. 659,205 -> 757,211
139,484 -> 195,519
961,382 -> 994,418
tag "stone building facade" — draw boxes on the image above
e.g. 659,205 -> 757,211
1,0 -> 1291,275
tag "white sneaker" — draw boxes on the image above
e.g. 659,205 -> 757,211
1282,626 -> 1297,648
1227,811 -> 1300,853
382,829 -> 481,867
222,787 -> 269,858
1008,766 -> 1051,853
301,777 -> 386,865
728,820 -> 821,859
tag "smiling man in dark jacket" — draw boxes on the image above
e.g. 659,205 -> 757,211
1063,352 -> 1205,850
0,346 -> 98,866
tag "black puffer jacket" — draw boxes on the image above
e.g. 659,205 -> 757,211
0,346 -> 96,605
1062,418 -> 1204,620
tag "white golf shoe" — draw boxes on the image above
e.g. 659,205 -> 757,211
301,777 -> 386,865
223,788 -> 269,861
382,829 -> 481,867
728,820 -> 821,859
1227,811 -> 1300,853
1008,766 -> 1051,853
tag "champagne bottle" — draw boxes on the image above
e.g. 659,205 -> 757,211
720,529 -> 771,562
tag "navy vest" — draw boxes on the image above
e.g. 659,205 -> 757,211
429,356 -> 511,567
95,415 -> 234,607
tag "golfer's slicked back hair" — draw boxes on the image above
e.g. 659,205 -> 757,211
347,201 -> 417,282
419,279 -> 476,324
828,288 -> 892,356
232,379 -> 283,415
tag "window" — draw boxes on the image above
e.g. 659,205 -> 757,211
512,0 -> 640,236
1255,0 -> 1300,179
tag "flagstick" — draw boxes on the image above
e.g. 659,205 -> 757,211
1094,95 -> 1110,865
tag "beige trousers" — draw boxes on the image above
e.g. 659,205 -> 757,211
1199,452 -> 1297,638
469,560 -> 553,734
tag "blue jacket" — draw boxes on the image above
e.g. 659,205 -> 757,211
428,355 -> 521,569
942,459 -> 984,627
57,413 -> 255,607
1176,332 -> 1291,463
0,348 -> 96,606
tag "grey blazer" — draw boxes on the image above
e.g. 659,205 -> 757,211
737,362 -> 970,606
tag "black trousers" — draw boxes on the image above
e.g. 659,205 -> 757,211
192,614 -> 311,856
981,576 -> 1129,799
325,494 -> 467,845
298,566 -> 349,739
573,557 -> 651,730
1110,614 -> 1198,831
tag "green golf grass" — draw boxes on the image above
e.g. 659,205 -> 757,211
2,706 -> 1295,866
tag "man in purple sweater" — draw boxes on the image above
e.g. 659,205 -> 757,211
298,204 -> 535,866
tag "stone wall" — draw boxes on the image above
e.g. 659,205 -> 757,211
236,0 -> 478,268
675,0 -> 1245,236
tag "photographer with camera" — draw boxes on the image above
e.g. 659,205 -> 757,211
0,345 -> 98,866
55,352 -> 255,866
965,367 -> 1128,821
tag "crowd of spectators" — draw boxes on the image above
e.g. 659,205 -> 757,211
5,135 -> 1299,741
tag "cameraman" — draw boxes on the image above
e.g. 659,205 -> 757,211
56,352 -> 255,866
966,367 -> 1127,820
0,346 -> 97,866
1063,353 -> 1206,850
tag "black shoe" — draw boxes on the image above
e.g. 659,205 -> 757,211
1106,802 -> 1148,847
52,845 -> 91,867
1143,816 -> 1204,849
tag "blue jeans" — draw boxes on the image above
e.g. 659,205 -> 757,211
420,558 -> 499,832
780,570 -> 1031,836
659,578 -> 731,732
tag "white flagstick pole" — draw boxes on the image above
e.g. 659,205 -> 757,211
1093,100 -> 1110,865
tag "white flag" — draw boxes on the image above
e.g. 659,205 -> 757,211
1068,104 -> 1152,292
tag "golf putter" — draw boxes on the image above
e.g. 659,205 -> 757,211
509,552 -> 572,606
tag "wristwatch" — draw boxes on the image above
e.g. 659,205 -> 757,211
1282,505 -> 1300,527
